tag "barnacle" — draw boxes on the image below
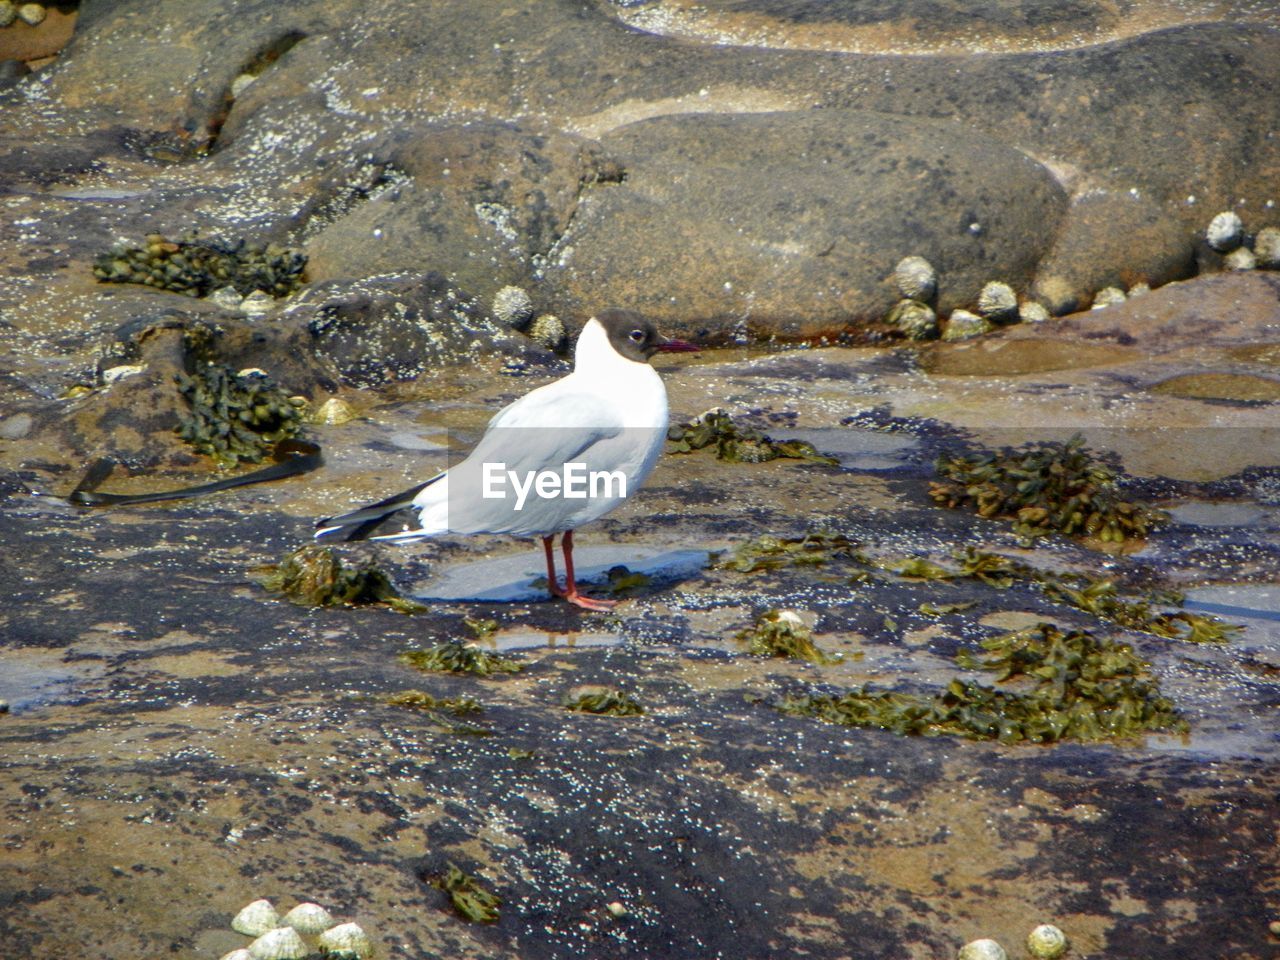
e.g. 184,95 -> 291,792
258,545 -> 424,614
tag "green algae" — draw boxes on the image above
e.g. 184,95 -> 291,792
779,623 -> 1187,744
1041,579 -> 1242,644
883,557 -> 954,580
431,862 -> 502,923
930,435 -> 1167,545
258,545 -> 425,613
562,685 -> 644,716
175,361 -> 305,465
385,690 -> 493,736
718,532 -> 866,573
401,641 -> 523,676
668,409 -> 838,464
737,610 -> 840,664
918,600 -> 978,617
93,234 -> 306,298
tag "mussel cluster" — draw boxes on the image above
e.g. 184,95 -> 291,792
93,234 -> 306,298
929,434 -> 1166,544
668,409 -> 837,464
258,545 -> 424,613
175,362 -> 304,464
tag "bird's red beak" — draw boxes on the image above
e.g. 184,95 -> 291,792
655,335 -> 699,353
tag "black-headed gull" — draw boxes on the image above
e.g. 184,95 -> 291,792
316,309 -> 697,610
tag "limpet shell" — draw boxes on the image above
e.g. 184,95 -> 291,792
1254,226 -> 1280,269
1206,210 -> 1244,252
1018,301 -> 1050,323
976,281 -> 1018,321
231,899 -> 281,937
957,938 -> 1007,960
1026,923 -> 1068,959
892,255 -> 937,301
941,309 -> 991,342
1091,286 -> 1126,309
16,3 -> 44,26
529,313 -> 566,352
1224,247 -> 1257,271
317,921 -> 373,957
283,901 -> 336,934
492,285 -> 534,329
248,926 -> 308,960
0,2 -> 17,28
218,951 -> 253,960
886,298 -> 938,340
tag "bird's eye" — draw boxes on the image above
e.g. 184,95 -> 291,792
628,329 -> 645,342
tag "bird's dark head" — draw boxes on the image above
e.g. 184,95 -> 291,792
592,309 -> 699,364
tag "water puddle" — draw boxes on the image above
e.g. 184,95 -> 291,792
1168,501 -> 1273,529
0,650 -> 98,712
484,629 -> 623,652
781,428 -> 918,470
1184,584 -> 1280,625
1150,372 -> 1280,403
917,339 -> 1141,377
412,546 -> 709,602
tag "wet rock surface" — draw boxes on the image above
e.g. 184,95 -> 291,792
3,2 -> 1280,958
4,272 -> 1280,958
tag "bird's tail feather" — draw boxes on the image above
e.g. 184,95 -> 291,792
315,472 -> 443,542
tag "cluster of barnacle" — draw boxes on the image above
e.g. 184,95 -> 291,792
736,609 -> 840,664
175,361 -> 305,464
561,684 -> 644,716
667,408 -> 838,464
717,530 -> 866,573
779,622 -> 1187,744
429,863 -> 502,924
400,640 -> 523,675
93,234 -> 306,298
222,897 -> 371,960
929,434 -> 1167,545
257,545 -> 425,614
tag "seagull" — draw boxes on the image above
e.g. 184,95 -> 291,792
316,309 -> 697,610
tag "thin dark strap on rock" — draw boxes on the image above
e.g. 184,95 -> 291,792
67,439 -> 323,507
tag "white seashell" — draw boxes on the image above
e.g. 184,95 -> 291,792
311,397 -> 356,426
16,3 -> 44,26
1091,286 -> 1126,309
248,926 -> 308,960
240,290 -> 276,316
219,951 -> 253,960
529,313 -> 566,352
1224,247 -> 1257,271
606,900 -> 628,918
492,285 -> 535,329
957,938 -> 1008,960
774,610 -> 805,627
1026,923 -> 1068,959
102,364 -> 146,384
231,899 -> 281,937
887,299 -> 938,340
892,255 -> 937,301
1254,226 -> 1280,269
230,73 -> 257,98
1018,301 -> 1050,323
283,901 -> 336,934
1206,211 -> 1244,252
941,309 -> 991,342
0,2 -> 17,28
976,281 -> 1018,321
317,921 -> 372,957
208,286 -> 245,311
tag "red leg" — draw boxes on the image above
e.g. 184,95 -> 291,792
559,530 -> 617,611
542,535 -> 567,598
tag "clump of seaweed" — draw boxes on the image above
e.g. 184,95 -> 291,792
605,565 -> 653,596
737,610 -> 840,664
779,623 -> 1187,743
430,862 -> 502,923
930,435 -> 1167,545
175,362 -> 305,464
668,409 -> 837,464
401,641 -> 523,676
385,690 -> 492,736
258,545 -> 424,613
562,685 -> 644,716
718,532 -> 866,573
1042,579 -> 1241,644
93,234 -> 306,298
